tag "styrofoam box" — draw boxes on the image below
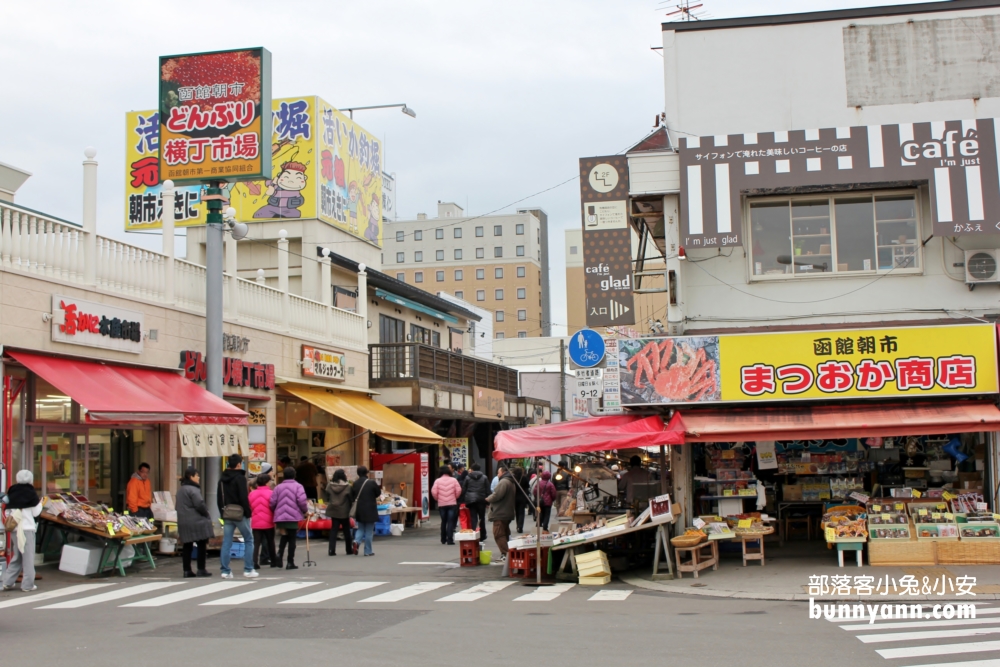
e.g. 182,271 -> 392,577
59,542 -> 104,576
389,524 -> 404,536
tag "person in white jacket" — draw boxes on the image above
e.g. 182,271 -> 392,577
2,470 -> 45,592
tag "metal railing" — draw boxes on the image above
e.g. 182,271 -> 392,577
369,343 -> 518,394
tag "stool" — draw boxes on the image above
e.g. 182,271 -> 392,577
740,534 -> 765,566
459,540 -> 480,567
836,542 -> 864,567
674,541 -> 718,579
784,516 -> 812,541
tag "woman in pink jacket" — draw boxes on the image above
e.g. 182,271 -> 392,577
431,468 -> 463,545
248,473 -> 278,570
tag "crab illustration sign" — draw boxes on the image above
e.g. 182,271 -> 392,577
618,323 -> 997,406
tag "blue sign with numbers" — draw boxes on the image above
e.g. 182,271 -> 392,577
569,329 -> 605,368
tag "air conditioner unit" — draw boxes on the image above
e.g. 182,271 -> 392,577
964,249 -> 1000,285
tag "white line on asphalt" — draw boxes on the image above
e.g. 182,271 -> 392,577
200,581 -> 320,606
857,626 -> 1000,643
877,639 -> 1000,660
895,660 -> 1000,667
280,582 -> 386,603
121,582 -> 251,607
514,583 -> 575,602
398,562 -> 460,568
37,582 -> 183,609
437,581 -> 515,602
841,617 -> 1000,632
0,584 -> 114,609
827,605 -> 998,623
360,582 -> 452,602
589,590 -> 632,601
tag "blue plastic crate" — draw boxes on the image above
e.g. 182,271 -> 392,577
376,514 -> 392,526
229,542 -> 245,559
374,524 -> 392,536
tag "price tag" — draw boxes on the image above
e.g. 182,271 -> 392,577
106,522 -> 115,536
936,504 -> 947,510
723,489 -> 734,497
693,518 -> 706,529
912,490 -> 922,498
894,503 -> 904,511
825,527 -> 836,542
881,513 -> 892,521
738,519 -> 752,528
993,514 -> 1000,522
945,513 -> 955,520
977,502 -> 989,511
932,512 -> 942,520
918,509 -> 928,516
942,491 -> 957,501
722,450 -> 735,460
873,504 -> 882,512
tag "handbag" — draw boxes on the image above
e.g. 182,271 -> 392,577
220,480 -> 245,522
350,479 -> 370,519
3,510 -> 17,532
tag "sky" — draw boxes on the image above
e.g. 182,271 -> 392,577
2,0 -> 927,336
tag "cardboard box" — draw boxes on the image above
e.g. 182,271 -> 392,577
59,542 -> 104,576
579,574 -> 612,586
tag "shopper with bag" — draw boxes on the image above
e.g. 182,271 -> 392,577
248,472 -> 279,570
175,466 -> 215,578
2,470 -> 44,592
350,466 -> 380,557
271,466 -> 308,569
461,463 -> 489,543
323,468 -> 353,556
431,468 -> 462,545
217,454 -> 257,579
534,471 -> 558,530
485,465 -> 516,561
513,467 -> 530,533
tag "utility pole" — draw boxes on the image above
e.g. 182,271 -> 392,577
559,338 -> 567,422
203,181 -> 225,519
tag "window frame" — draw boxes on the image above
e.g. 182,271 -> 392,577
494,225 -> 503,236
746,188 -> 924,282
436,270 -> 445,282
517,331 -> 527,338
396,252 -> 404,263
494,247 -> 503,258
476,248 -> 485,259
396,272 -> 405,282
495,267 -> 503,279
395,230 -> 404,242
455,290 -> 464,299
436,249 -> 444,261
475,226 -> 484,237
495,310 -> 505,322
454,248 -> 462,260
517,287 -> 526,299
495,288 -> 504,300
516,223 -> 524,235
414,250 -> 423,262
476,268 -> 485,280
414,230 -> 423,241
436,228 -> 444,240
454,228 -> 462,238
414,271 -> 423,283
517,309 -> 527,321
516,245 -> 525,257
476,289 -> 485,301
454,269 -> 463,280
517,266 -> 525,278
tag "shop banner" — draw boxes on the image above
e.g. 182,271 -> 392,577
619,324 -> 998,406
440,438 -> 469,470
179,424 -> 248,458
51,294 -> 143,354
301,345 -> 346,382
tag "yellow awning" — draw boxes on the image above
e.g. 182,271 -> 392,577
282,385 -> 442,445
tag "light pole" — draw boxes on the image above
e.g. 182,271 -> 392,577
340,103 -> 416,119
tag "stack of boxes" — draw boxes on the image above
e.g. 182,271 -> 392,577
575,549 -> 611,585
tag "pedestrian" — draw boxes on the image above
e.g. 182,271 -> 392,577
554,460 -> 571,515
1,470 -> 44,591
431,468 -> 462,545
461,462 -> 489,543
490,472 -> 499,493
295,456 -> 319,501
175,466 -> 214,578
453,463 -> 468,505
323,468 -> 353,556
271,466 -> 308,569
485,465 -> 516,560
534,471 -> 558,530
126,462 -> 153,518
351,466 -> 380,557
512,467 -> 529,533
217,454 -> 257,579
248,472 -> 278,570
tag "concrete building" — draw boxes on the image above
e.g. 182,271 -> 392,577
384,202 -> 551,339
493,336 -> 576,422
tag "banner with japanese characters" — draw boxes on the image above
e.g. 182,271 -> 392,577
618,324 -> 998,405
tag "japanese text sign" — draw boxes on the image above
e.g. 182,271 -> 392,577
439,438 -> 468,470
51,295 -> 143,354
158,48 -> 271,185
301,344 -> 345,382
680,119 -> 1000,247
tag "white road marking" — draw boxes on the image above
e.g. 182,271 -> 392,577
895,660 -> 1000,667
514,583 -> 574,602
841,617 -> 1000,632
589,590 -> 632,601
877,639 -> 1000,660
398,562 -> 459,568
437,581 -> 515,602
121,582 -> 250,607
37,582 -> 183,609
360,582 -> 452,602
280,582 -> 386,604
857,626 -> 1000,643
0,584 -> 114,609
200,581 -> 319,606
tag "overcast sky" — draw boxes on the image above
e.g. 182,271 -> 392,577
3,0 -> 925,336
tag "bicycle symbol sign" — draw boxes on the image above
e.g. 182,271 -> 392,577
569,329 -> 606,368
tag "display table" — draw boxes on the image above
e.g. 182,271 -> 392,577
777,501 -> 826,546
834,538 -> 865,567
39,514 -> 159,577
552,520 -> 674,581
674,540 -> 718,578
390,507 -> 422,528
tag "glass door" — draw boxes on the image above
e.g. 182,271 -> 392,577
29,427 -> 89,496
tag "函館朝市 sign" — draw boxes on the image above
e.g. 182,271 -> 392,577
618,324 -> 998,405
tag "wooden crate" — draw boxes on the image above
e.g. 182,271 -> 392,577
868,538 -> 937,566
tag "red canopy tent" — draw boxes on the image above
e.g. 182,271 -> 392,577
492,414 -> 683,460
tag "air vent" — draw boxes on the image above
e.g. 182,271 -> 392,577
964,249 -> 1000,285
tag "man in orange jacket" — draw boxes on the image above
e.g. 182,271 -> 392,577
126,463 -> 153,518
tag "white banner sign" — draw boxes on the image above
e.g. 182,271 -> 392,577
51,295 -> 143,353
756,441 -> 778,470
179,424 -> 248,458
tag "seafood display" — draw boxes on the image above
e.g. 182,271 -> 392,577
41,495 -> 157,537
619,336 -> 720,404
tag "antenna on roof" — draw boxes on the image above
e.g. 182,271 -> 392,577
662,0 -> 707,21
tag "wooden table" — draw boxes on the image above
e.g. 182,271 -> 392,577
674,540 -> 719,578
832,538 -> 866,567
39,514 -> 159,577
738,533 -> 766,566
390,507 -> 422,528
551,518 -> 675,581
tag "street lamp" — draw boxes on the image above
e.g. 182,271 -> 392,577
340,103 -> 417,119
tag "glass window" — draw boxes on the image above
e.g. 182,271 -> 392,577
476,290 -> 485,301
496,332 -> 505,339
475,226 -> 484,237
476,248 -> 484,259
516,223 -> 524,235
517,309 -> 527,321
476,269 -> 485,279
396,272 -> 405,282
436,249 -> 444,261
495,289 -> 504,300
569,246 -> 577,255
496,310 -> 505,322
516,246 -> 525,256
415,271 -> 423,283
494,225 -> 503,236
835,197 -> 876,272
436,270 -> 445,282
454,228 -> 462,238
276,399 -> 286,425
436,229 -> 444,240
414,251 -> 423,262
455,290 -> 464,299
517,266 -> 525,278
396,252 -> 404,263
395,231 -> 404,242
454,269 -> 463,280
517,287 -> 526,299
415,230 -> 423,241
34,377 -> 73,422
454,249 -> 462,260
310,404 -> 334,428
518,331 -> 527,338
285,400 -> 310,427
432,331 -> 440,347
495,267 -> 503,279
875,195 -> 919,270
494,247 -> 503,258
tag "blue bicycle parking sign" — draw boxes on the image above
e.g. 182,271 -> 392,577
569,329 -> 605,368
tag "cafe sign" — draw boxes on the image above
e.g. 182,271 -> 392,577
301,345 -> 345,382
51,295 -> 143,354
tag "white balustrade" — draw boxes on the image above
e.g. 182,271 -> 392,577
174,259 -> 207,312
235,277 -> 284,330
0,203 -> 84,279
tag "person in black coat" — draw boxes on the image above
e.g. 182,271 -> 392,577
461,463 -> 489,542
350,466 -> 381,556
512,467 -> 531,533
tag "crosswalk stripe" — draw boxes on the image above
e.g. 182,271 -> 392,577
121,582 -> 250,607
437,581 -> 515,602
0,584 -> 114,609
589,590 -> 632,601
841,617 -> 1000,632
857,626 -> 1000,644
37,582 -> 183,609
280,582 -> 386,604
877,639 -> 1000,660
827,605 -> 996,623
360,582 -> 452,602
200,582 -> 320,606
514,583 -> 574,602
897,660 -> 1000,667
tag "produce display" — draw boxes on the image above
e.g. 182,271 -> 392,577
822,507 -> 868,539
43,495 -> 157,537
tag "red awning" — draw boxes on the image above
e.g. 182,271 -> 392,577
8,351 -> 247,425
493,415 -> 683,460
667,400 -> 1000,442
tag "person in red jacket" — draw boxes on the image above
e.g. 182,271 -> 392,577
533,471 -> 558,530
431,468 -> 463,545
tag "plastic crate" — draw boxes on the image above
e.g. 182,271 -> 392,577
374,523 -> 392,536
229,542 -> 245,559
376,514 -> 392,527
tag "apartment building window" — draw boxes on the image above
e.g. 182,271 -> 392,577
395,231 -> 404,242
569,246 -> 578,255
495,289 -> 504,300
455,290 -> 464,299
396,252 -> 404,263
495,267 -> 503,279
436,271 -> 445,282
516,223 -> 524,235
476,290 -> 485,301
436,249 -> 444,261
475,226 -> 484,237
517,287 -> 526,299
517,266 -> 525,278
411,324 -> 439,347
496,310 -> 505,322
496,332 -> 505,340
749,191 -> 920,279
414,251 -> 423,262
454,228 -> 462,238
396,272 -> 405,282
517,309 -> 527,321
415,230 -> 423,241
494,247 -> 503,258
414,271 -> 423,283
454,249 -> 462,260
494,225 -> 503,236
454,269 -> 463,280
476,248 -> 485,259
436,229 -> 444,240
476,269 -> 485,279
518,331 -> 527,338
516,246 -> 525,257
